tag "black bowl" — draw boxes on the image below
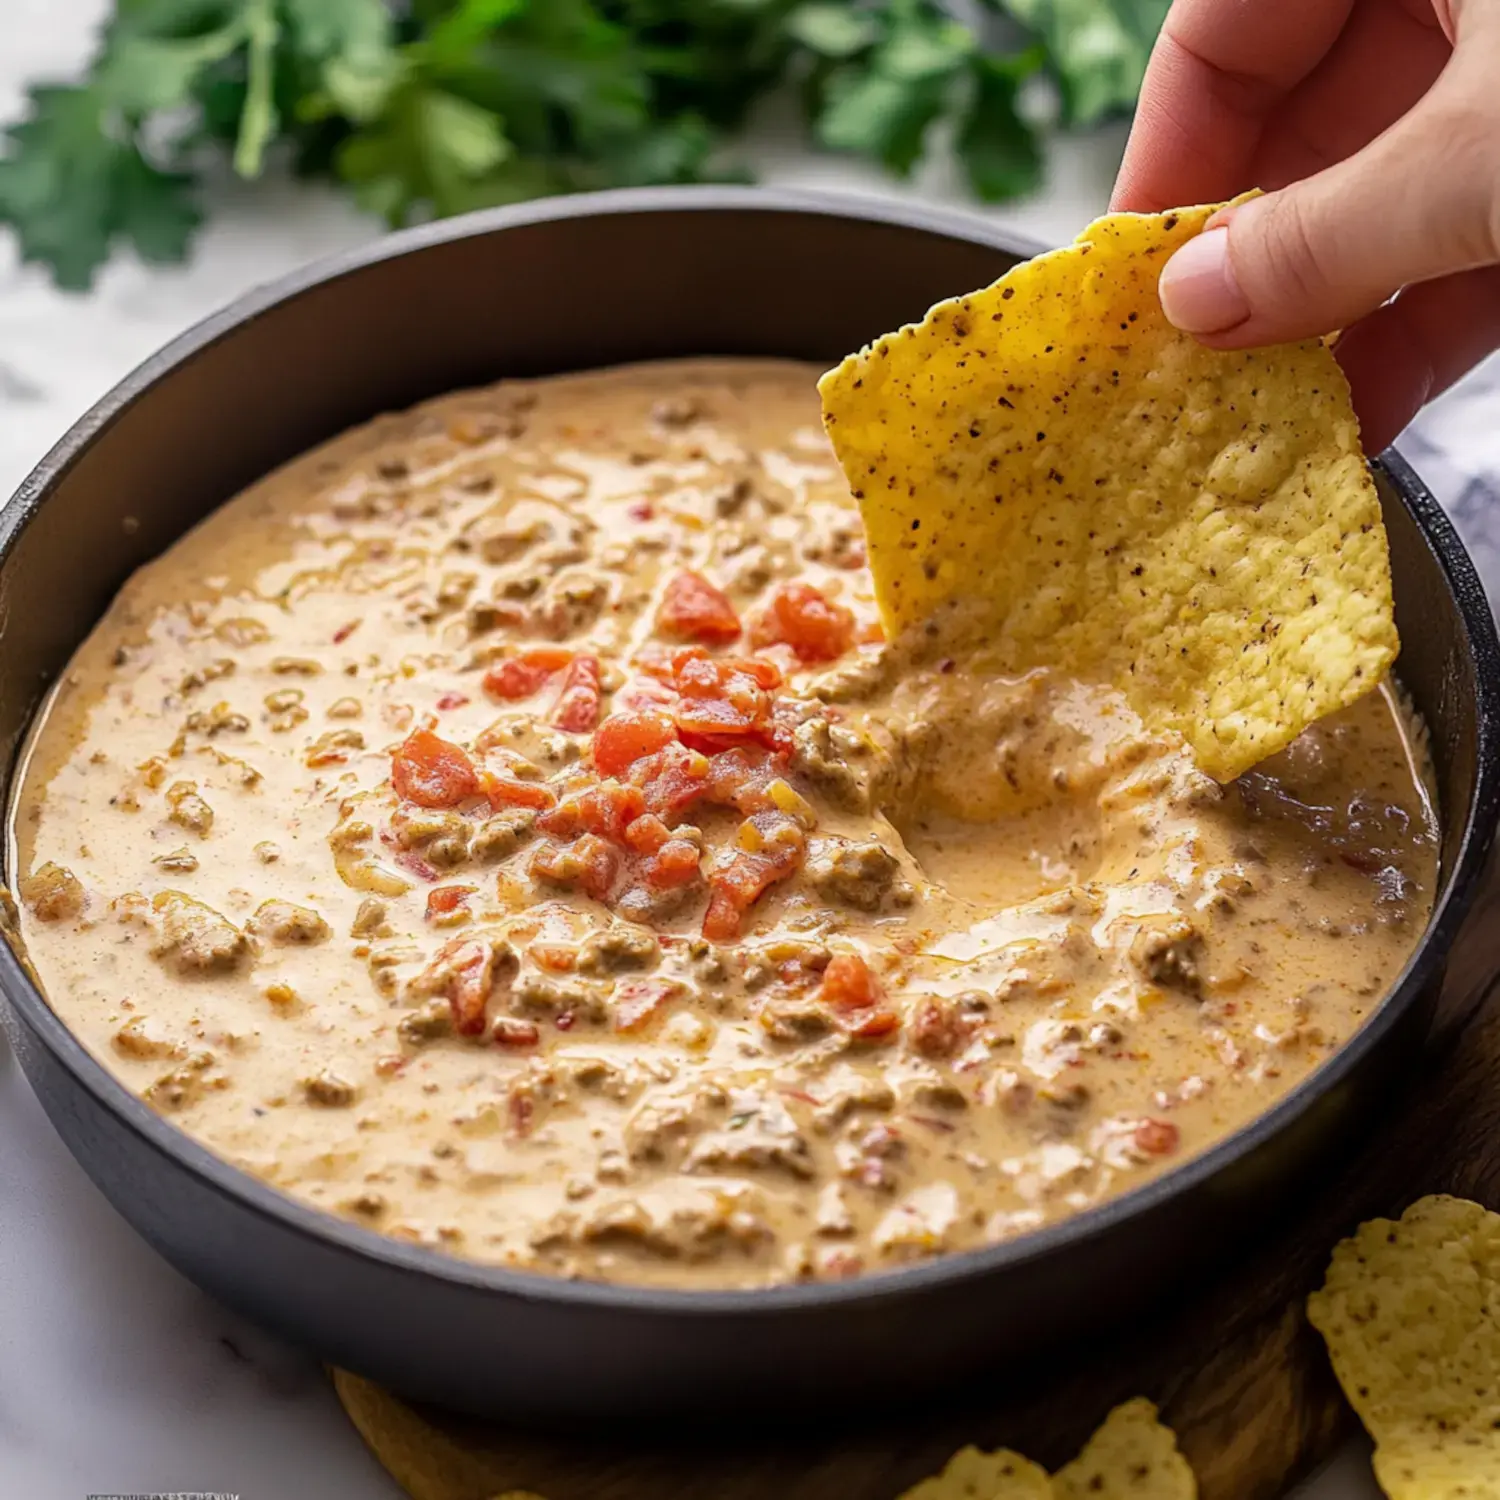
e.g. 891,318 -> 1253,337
2,187 -> 1497,1423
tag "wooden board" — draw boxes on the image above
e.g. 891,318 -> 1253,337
335,883 -> 1500,1500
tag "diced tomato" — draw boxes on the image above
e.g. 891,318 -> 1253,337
392,730 -> 478,808
1135,1118 -> 1181,1156
425,884 -> 476,920
493,1018 -> 540,1049
435,691 -> 469,711
818,952 -> 881,1012
530,833 -> 619,903
642,839 -> 702,891
532,943 -> 577,973
703,745 -> 783,813
673,656 -> 772,748
656,570 -> 741,643
613,979 -> 679,1035
720,655 -> 783,690
482,647 -> 574,701
551,654 -> 603,733
701,832 -> 805,940
630,741 -> 711,822
418,937 -> 496,1037
480,772 -> 557,812
845,1008 -> 901,1042
623,813 -> 672,854
540,781 -> 645,842
592,711 -> 677,778
751,582 -> 855,662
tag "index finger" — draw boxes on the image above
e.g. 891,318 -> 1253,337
1111,0 -> 1356,211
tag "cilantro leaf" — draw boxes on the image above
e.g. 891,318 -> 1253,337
1002,0 -> 1170,125
0,84 -> 199,290
0,0 -> 1171,290
958,53 -> 1044,202
818,67 -> 947,176
336,82 -> 511,225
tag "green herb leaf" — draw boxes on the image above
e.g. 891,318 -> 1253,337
336,82 -> 511,225
0,84 -> 199,290
1003,0 -> 1170,125
958,53 -> 1043,201
786,4 -> 879,59
0,0 -> 1171,289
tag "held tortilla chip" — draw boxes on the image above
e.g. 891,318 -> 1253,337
818,199 -> 1397,781
897,1445 -> 1053,1499
1308,1194 -> 1500,1499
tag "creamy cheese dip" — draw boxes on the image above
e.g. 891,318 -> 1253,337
10,359 -> 1438,1288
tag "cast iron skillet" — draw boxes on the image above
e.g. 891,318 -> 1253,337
1,187 -> 1497,1424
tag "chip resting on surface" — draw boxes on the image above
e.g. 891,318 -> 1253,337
818,198 -> 1397,781
899,1399 -> 1194,1500
1052,1399 -> 1196,1499
896,1444 -> 1053,1499
1308,1194 -> 1500,1499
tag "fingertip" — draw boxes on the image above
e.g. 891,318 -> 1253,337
1157,228 -> 1252,334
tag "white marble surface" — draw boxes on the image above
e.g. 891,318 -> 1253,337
3,4 -> 1498,1498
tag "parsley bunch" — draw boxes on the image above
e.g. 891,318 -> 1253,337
0,0 -> 1168,291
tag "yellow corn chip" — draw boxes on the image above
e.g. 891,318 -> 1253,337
818,199 -> 1397,781
897,1444 -> 1053,1499
1051,1399 -> 1196,1500
1308,1194 -> 1500,1499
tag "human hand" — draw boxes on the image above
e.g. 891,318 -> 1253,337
1112,0 -> 1500,451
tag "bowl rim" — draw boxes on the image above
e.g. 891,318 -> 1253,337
3,183 -> 1497,1319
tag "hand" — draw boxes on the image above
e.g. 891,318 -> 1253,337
1112,0 -> 1500,451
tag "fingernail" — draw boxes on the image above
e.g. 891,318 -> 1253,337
1158,227 -> 1250,334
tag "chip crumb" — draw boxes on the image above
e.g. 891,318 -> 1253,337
1308,1193 -> 1500,1499
819,196 -> 1397,782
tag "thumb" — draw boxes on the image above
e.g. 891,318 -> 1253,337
1157,73 -> 1500,346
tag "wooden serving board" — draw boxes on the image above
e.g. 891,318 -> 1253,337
335,888 -> 1500,1500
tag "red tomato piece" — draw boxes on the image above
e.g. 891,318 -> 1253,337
623,813 -> 672,855
656,570 -> 741,643
419,937 -> 496,1037
1135,1118 -> 1181,1156
539,781 -> 645,842
630,742 -> 711,822
435,691 -> 469,711
425,885 -> 476,920
493,1018 -> 540,1048
642,839 -> 702,891
480,773 -> 557,812
482,647 -> 574,701
392,730 -> 479,808
592,711 -> 677,778
751,582 -> 855,662
531,943 -> 577,973
818,952 -> 881,1012
703,745 -> 783,813
845,1008 -> 901,1042
530,833 -> 619,903
701,833 -> 804,940
613,979 -> 678,1035
551,655 -> 603,733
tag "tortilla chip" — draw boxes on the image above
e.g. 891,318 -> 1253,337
897,1444 -> 1053,1499
1308,1194 -> 1500,1499
1050,1399 -> 1196,1500
818,199 -> 1396,782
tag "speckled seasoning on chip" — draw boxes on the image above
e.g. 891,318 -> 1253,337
818,197 -> 1397,782
10,358 -> 1436,1289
